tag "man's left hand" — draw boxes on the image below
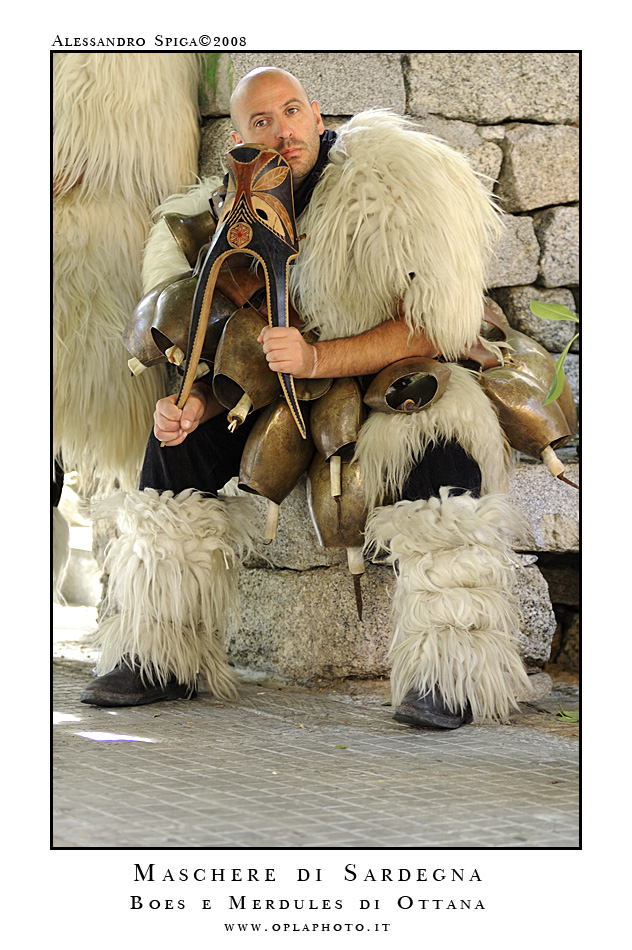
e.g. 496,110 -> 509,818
258,325 -> 316,378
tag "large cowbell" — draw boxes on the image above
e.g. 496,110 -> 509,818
175,144 -> 306,438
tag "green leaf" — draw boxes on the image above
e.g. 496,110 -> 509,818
529,301 -> 579,323
556,703 -> 580,722
334,744 -> 348,749
542,333 -> 579,405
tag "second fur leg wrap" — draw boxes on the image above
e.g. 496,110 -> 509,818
365,489 -> 532,721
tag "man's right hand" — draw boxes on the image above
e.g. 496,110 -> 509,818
154,383 -> 222,446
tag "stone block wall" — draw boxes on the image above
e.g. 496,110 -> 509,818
200,53 -> 580,682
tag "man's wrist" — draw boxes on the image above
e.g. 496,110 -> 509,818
189,380 -> 210,401
190,378 -> 225,423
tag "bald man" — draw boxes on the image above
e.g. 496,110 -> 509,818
230,67 -> 325,188
81,68 -> 530,731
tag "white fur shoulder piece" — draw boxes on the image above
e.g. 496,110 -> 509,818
291,111 -> 503,359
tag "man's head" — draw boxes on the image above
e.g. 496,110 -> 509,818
230,67 -> 325,190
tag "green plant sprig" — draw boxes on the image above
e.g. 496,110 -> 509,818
555,703 -> 580,723
529,302 -> 579,405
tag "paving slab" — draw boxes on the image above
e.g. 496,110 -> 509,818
53,608 -> 579,850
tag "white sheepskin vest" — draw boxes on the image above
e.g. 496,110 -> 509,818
290,112 -> 510,503
290,111 -> 503,361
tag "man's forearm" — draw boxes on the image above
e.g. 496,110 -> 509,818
309,317 -> 438,379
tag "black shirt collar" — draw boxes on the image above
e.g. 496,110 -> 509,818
292,129 -> 337,218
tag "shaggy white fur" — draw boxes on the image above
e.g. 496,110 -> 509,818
365,489 -> 532,721
92,488 -> 257,697
141,177 -> 222,294
291,111 -> 503,360
53,53 -> 202,207
53,192 -> 167,491
354,363 -> 512,509
53,53 -> 202,492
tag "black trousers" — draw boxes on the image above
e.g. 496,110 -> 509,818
140,408 -> 481,502
53,458 -> 65,507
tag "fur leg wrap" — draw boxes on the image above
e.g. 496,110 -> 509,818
92,489 -> 256,698
365,489 -> 532,721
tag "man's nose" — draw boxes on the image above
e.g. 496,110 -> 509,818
273,116 -> 292,140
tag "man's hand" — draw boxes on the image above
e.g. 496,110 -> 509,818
154,383 -> 223,446
258,325 -> 316,378
258,315 -> 438,380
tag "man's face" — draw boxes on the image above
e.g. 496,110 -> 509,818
231,73 -> 325,189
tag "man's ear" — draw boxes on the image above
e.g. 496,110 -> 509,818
311,100 -> 325,135
230,130 -> 243,145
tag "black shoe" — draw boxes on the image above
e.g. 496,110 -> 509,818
393,688 -> 473,730
80,659 -> 195,707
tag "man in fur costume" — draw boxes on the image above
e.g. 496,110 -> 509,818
82,67 -> 532,728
